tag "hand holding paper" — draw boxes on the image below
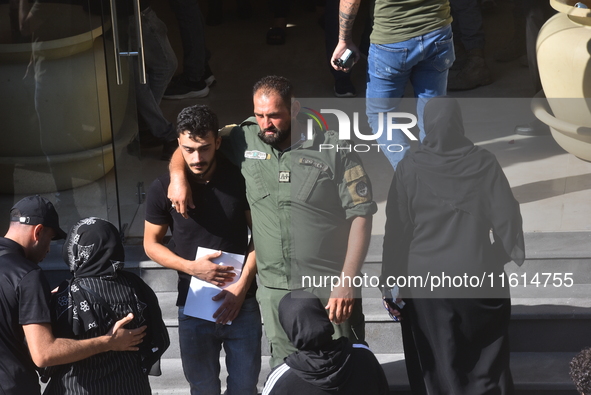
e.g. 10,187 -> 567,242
184,247 -> 246,324
212,283 -> 246,325
189,250 -> 236,287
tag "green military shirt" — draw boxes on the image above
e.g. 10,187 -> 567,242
220,117 -> 377,290
371,0 -> 452,45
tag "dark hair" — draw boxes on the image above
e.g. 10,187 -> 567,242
176,105 -> 219,139
571,347 -> 591,394
252,75 -> 293,109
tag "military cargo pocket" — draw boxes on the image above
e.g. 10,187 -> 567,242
243,159 -> 270,205
295,166 -> 321,202
295,157 -> 334,202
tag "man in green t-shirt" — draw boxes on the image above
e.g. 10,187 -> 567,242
332,0 -> 455,170
168,76 -> 376,368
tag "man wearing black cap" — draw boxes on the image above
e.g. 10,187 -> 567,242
0,195 -> 147,395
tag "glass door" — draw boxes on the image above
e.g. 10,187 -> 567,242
0,0 -> 148,237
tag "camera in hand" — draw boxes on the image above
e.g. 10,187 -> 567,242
333,49 -> 354,69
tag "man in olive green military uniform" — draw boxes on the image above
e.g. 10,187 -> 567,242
168,75 -> 376,368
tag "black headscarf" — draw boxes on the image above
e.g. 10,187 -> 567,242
278,290 -> 354,391
63,217 -> 125,278
407,97 -> 524,265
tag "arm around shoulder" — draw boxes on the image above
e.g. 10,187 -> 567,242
168,148 -> 193,218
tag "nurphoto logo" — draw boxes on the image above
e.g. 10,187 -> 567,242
302,107 -> 418,153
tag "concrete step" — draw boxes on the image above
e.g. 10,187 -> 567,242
364,232 -> 591,263
149,357 -> 270,395
155,288 -> 591,358
378,352 -> 579,395
149,352 -> 578,395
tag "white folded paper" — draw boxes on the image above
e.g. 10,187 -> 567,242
183,247 -> 245,324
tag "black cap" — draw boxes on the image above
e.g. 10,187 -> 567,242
10,196 -> 67,240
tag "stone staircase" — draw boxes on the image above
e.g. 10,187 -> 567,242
39,232 -> 591,394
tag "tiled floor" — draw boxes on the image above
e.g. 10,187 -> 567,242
457,98 -> 591,232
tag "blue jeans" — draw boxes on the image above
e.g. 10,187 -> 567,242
178,297 -> 262,395
366,24 -> 455,169
134,8 -> 178,141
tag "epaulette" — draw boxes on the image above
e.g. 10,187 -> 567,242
323,129 -> 354,147
219,124 -> 238,137
239,116 -> 258,127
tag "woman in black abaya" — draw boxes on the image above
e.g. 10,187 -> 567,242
382,97 -> 525,395
43,217 -> 169,395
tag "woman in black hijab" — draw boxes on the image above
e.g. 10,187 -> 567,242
382,97 -> 524,395
43,217 -> 169,395
262,290 -> 388,395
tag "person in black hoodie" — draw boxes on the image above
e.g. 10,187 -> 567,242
262,290 -> 389,395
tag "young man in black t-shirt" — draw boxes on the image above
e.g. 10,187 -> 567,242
0,196 -> 146,395
144,104 -> 261,395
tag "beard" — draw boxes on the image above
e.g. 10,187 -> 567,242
187,156 -> 216,179
258,125 -> 290,146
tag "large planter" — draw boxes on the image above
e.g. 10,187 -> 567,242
0,3 -> 129,194
534,0 -> 591,162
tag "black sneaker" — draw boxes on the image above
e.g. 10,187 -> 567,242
203,64 -> 216,88
334,78 -> 357,98
164,75 -> 210,100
